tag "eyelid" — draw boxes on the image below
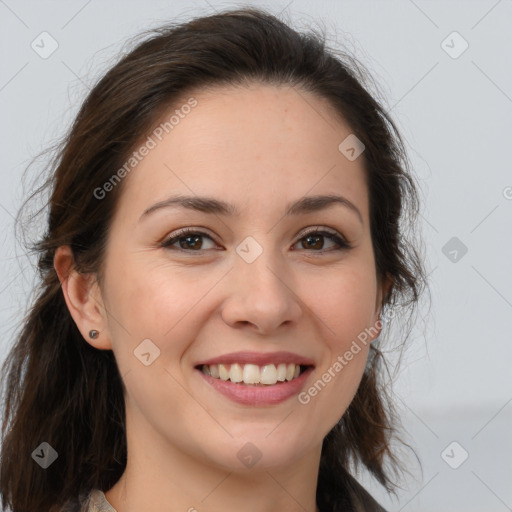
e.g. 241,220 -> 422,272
161,226 -> 217,245
160,226 -> 352,257
162,226 -> 348,246
296,226 -> 342,239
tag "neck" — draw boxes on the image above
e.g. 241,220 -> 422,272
104,408 -> 323,512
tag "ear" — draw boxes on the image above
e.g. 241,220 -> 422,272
370,272 -> 393,342
53,245 -> 112,350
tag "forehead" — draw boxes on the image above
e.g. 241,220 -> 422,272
114,83 -> 369,222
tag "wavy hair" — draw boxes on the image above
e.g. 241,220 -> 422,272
1,7 -> 427,512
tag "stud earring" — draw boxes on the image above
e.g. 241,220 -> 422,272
89,329 -> 99,339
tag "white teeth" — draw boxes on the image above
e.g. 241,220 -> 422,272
219,363 -> 229,381
229,363 -> 243,383
276,363 -> 287,381
210,364 -> 220,378
260,364 -> 277,384
243,364 -> 260,384
200,362 -> 306,385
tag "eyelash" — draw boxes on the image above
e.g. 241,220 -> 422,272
160,227 -> 351,254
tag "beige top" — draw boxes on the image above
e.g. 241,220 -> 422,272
82,489 -> 117,512
75,475 -> 388,512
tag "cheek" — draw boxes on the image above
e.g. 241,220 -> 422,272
105,253 -> 184,330
304,274 -> 374,426
306,264 -> 376,396
312,265 -> 377,340
104,256 -> 217,366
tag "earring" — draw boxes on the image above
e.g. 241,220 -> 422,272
89,329 -> 99,339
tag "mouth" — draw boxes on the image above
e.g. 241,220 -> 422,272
194,362 -> 313,386
193,351 -> 316,405
194,363 -> 315,406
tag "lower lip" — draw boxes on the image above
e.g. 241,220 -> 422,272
196,367 -> 314,406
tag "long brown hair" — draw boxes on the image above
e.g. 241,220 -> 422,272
1,7 -> 426,512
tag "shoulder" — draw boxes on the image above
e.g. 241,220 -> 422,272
343,471 -> 389,512
58,489 -> 117,512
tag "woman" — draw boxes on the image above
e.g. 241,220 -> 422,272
0,7 -> 426,512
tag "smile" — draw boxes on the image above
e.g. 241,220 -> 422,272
199,362 -> 310,386
195,364 -> 315,406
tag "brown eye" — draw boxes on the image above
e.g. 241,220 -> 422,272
161,227 -> 351,253
161,229 -> 216,251
294,229 -> 350,252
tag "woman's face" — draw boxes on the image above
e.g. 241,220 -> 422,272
94,83 -> 387,471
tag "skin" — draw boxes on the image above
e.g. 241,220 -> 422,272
54,83 -> 391,512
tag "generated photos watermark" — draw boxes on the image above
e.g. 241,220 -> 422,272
298,319 -> 382,405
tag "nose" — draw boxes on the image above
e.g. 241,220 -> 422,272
220,247 -> 303,335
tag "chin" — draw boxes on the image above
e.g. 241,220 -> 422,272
203,433 -> 312,472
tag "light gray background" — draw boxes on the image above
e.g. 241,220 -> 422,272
1,1 -> 511,511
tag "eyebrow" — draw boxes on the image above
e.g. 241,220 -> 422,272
140,193 -> 363,224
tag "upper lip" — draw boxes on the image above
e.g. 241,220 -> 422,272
195,351 -> 315,367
